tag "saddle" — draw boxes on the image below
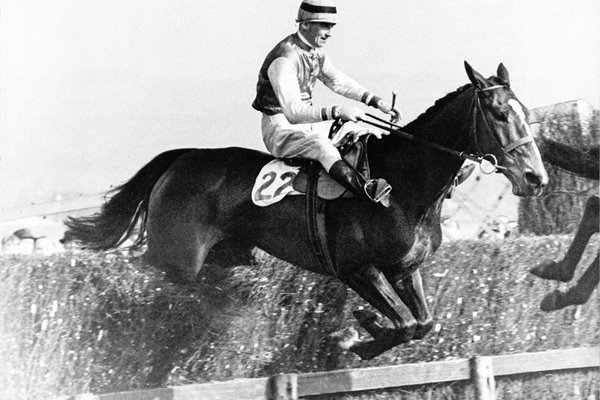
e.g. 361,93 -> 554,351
288,134 -> 372,199
251,130 -> 375,207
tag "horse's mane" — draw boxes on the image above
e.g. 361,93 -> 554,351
403,83 -> 473,132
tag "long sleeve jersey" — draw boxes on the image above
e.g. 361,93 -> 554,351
252,33 -> 370,124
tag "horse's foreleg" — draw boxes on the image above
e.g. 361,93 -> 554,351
540,253 -> 599,312
386,270 -> 433,340
339,265 -> 417,360
531,195 -> 599,282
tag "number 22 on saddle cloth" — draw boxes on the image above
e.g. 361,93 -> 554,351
251,132 -> 371,207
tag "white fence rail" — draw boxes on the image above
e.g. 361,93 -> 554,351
72,347 -> 599,400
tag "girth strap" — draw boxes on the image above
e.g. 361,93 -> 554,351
306,161 -> 337,277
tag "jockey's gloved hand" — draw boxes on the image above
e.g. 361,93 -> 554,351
333,105 -> 366,122
376,100 -> 402,124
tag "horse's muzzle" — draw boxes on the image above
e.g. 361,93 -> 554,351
525,169 -> 547,192
511,168 -> 548,196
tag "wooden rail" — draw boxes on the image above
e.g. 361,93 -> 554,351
72,347 -> 599,400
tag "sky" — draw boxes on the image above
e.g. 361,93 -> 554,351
1,0 -> 599,210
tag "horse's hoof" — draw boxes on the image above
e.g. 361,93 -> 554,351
329,327 -> 361,350
540,290 -> 565,312
412,320 -> 434,340
353,309 -> 385,338
530,261 -> 571,282
349,343 -> 379,361
353,309 -> 379,324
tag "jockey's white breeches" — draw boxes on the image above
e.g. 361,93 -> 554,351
261,113 -> 341,172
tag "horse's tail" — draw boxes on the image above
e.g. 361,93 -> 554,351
64,149 -> 194,250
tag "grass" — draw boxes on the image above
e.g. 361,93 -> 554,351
0,234 -> 598,399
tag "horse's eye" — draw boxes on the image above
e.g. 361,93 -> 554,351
492,106 -> 509,122
497,111 -> 509,122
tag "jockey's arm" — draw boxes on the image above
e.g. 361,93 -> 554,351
321,56 -> 402,123
319,55 -> 369,103
268,57 -> 335,124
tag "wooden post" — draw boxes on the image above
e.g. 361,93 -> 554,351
471,356 -> 496,400
267,373 -> 298,400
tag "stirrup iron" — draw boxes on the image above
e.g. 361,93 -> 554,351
364,179 -> 392,206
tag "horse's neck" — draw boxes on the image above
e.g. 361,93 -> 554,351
410,87 -> 475,149
369,89 -> 474,206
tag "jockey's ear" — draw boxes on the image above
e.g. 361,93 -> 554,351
497,63 -> 510,87
298,21 -> 310,32
464,61 -> 488,89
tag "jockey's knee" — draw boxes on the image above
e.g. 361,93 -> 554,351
322,152 -> 342,172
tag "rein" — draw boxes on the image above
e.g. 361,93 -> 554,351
359,85 -> 532,174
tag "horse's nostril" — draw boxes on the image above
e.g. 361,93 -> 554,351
524,171 -> 542,187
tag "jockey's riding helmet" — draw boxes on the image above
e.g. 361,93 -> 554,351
296,0 -> 337,24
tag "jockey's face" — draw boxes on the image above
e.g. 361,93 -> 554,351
300,22 -> 335,48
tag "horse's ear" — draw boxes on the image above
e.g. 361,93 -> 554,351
464,61 -> 488,89
497,63 -> 510,86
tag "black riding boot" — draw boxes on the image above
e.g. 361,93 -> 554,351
328,160 -> 392,207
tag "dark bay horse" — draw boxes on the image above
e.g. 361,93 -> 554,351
64,62 -> 548,360
530,140 -> 599,311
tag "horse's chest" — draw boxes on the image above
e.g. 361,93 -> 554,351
396,200 -> 444,272
400,224 -> 440,272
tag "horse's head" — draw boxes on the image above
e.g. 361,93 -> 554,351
464,61 -> 548,196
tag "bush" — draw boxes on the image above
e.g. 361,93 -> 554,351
0,235 -> 598,399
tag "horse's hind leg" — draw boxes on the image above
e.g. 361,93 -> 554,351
540,253 -> 599,312
531,195 -> 599,282
146,225 -> 223,284
337,265 -> 417,360
205,238 -> 254,268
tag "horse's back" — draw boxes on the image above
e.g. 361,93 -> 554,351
151,146 -> 272,210
174,146 -> 272,176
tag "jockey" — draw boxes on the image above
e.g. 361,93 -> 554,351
252,0 -> 401,207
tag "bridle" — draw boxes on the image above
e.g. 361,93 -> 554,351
358,84 -> 534,174
469,84 -> 534,170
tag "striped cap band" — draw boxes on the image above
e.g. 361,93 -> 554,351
300,3 -> 337,14
297,1 -> 337,23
